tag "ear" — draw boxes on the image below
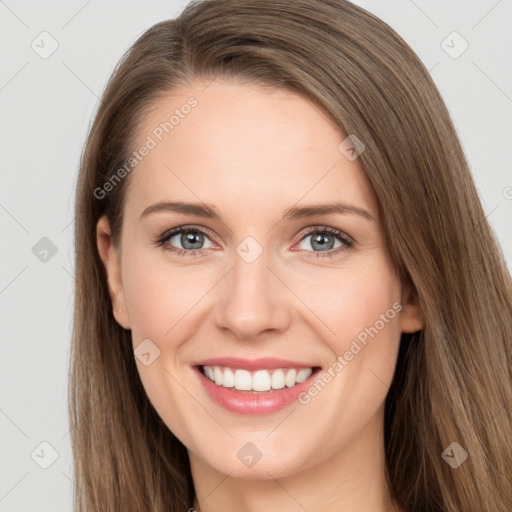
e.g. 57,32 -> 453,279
96,214 -> 131,330
400,283 -> 423,333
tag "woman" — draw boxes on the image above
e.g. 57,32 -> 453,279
69,0 -> 512,511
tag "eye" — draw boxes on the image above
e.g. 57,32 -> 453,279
155,226 -> 215,258
294,226 -> 354,258
155,225 -> 354,259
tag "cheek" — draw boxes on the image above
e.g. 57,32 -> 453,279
120,251 -> 209,443
293,257 -> 402,349
288,259 -> 403,459
122,250 -> 212,343
290,255 -> 404,415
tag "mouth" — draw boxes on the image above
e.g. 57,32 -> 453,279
198,364 -> 322,393
192,361 -> 322,415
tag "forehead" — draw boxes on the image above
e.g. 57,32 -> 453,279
124,80 -> 378,224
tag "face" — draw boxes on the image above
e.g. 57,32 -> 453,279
97,79 -> 422,480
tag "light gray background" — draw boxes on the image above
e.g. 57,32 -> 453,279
1,1 -> 511,510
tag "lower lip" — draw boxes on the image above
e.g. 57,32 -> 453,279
193,366 -> 320,415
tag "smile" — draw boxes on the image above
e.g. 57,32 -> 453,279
202,365 -> 313,391
192,358 -> 322,415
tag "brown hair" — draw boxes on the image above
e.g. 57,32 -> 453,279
69,0 -> 512,510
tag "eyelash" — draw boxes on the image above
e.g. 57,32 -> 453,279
155,225 -> 355,259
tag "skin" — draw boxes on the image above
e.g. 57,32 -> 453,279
97,79 -> 422,512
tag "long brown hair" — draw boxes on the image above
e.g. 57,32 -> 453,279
69,0 -> 512,510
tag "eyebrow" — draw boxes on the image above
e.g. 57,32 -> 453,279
139,200 -> 376,224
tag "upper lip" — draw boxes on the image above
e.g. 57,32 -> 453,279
193,357 -> 318,371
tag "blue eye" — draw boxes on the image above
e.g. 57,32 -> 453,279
156,226 -> 215,258
296,227 -> 354,258
155,225 -> 354,259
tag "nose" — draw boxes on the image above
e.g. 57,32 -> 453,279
213,248 -> 291,340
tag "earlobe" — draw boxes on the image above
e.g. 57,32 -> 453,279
96,215 -> 131,329
400,284 -> 423,333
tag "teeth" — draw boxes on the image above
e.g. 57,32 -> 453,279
202,365 -> 313,391
271,369 -> 285,389
235,369 -> 252,390
252,370 -> 271,391
223,367 -> 235,387
214,366 -> 223,385
285,368 -> 296,387
296,368 -> 311,383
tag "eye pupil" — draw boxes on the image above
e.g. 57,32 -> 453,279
311,233 -> 334,251
182,231 -> 204,249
